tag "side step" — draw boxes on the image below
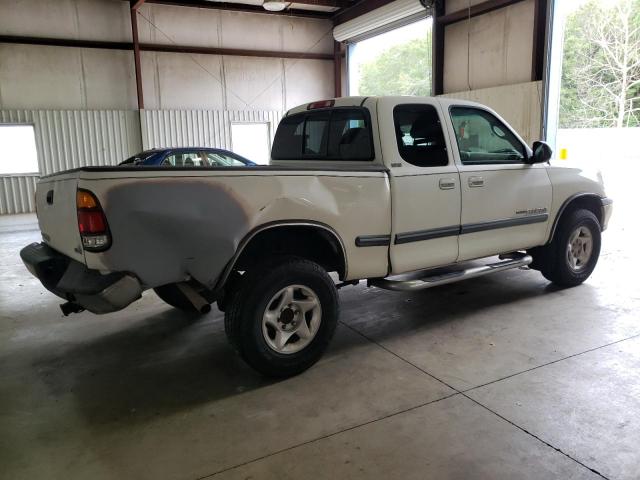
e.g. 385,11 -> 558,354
370,253 -> 532,292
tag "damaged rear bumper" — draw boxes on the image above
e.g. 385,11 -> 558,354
20,242 -> 142,314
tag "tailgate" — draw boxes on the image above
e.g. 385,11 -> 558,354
36,174 -> 85,263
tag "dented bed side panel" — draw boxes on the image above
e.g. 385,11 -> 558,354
79,170 -> 391,288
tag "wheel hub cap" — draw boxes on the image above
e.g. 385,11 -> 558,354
566,226 -> 593,272
262,285 -> 322,354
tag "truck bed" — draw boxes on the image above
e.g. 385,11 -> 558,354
36,165 -> 392,290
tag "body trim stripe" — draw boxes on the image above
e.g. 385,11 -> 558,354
461,213 -> 548,234
355,235 -> 391,247
394,225 -> 460,245
376,214 -> 550,247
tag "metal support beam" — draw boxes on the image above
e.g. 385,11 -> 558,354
334,41 -> 342,97
0,35 -> 130,50
332,0 -> 396,25
143,1 -> 333,19
436,0 -> 527,26
282,0 -> 350,6
130,6 -> 144,110
432,0 -> 445,95
138,43 -> 334,60
531,0 -> 547,81
0,35 -> 334,61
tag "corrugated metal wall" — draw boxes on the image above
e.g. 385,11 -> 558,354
0,175 -> 38,215
1,109 -> 142,215
1,108 -> 283,215
0,110 -> 142,175
141,110 -> 283,150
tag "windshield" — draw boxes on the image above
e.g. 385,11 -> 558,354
119,151 -> 160,166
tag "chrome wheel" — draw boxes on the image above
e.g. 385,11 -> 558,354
262,285 -> 322,354
566,226 -> 593,272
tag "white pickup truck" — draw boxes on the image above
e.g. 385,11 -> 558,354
21,96 -> 613,377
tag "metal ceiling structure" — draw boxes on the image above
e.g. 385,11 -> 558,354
0,0 -> 548,105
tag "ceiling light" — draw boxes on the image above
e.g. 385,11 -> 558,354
263,1 -> 287,12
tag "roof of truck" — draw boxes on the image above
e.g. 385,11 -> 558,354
286,96 -> 486,116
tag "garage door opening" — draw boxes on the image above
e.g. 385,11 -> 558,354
545,0 -> 639,259
231,123 -> 271,165
348,17 -> 432,97
0,125 -> 39,175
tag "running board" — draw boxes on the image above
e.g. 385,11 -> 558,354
370,253 -> 532,292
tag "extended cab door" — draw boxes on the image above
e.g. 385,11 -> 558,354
445,105 -> 552,261
378,98 -> 461,274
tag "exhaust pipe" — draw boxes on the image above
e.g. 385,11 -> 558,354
60,301 -> 85,316
177,283 -> 212,314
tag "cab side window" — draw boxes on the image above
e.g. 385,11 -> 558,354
450,107 -> 526,165
393,104 -> 448,167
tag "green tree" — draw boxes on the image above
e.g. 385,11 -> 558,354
358,33 -> 432,97
560,0 -> 640,128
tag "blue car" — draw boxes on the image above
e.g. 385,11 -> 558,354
119,147 -> 256,167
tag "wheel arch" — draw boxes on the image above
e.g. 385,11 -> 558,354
547,193 -> 604,244
215,221 -> 348,291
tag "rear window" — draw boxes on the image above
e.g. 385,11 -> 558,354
272,108 -> 373,161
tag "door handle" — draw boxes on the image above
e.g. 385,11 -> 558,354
468,176 -> 484,188
439,178 -> 456,190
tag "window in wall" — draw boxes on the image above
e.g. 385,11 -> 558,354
348,17 -> 432,96
393,104 -> 448,167
231,123 -> 270,165
0,125 -> 39,174
450,107 -> 526,165
272,109 -> 373,161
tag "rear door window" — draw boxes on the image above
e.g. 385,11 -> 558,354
393,104 -> 449,167
272,108 -> 373,161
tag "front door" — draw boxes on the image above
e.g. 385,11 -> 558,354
378,99 -> 461,274
446,105 -> 552,261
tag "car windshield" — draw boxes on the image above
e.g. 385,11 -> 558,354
120,151 -> 159,166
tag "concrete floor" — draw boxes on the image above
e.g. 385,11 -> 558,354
1,201 -> 638,480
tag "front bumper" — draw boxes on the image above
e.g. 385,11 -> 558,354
601,197 -> 613,231
20,242 -> 142,314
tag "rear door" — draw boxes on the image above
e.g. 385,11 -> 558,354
379,98 -> 461,274
446,105 -> 552,260
35,174 -> 85,262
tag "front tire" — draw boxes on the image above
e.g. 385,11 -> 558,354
224,256 -> 339,377
531,209 -> 601,287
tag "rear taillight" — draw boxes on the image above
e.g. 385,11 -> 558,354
77,189 -> 111,251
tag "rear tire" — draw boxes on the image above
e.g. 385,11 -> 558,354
530,209 -> 601,287
224,256 -> 338,377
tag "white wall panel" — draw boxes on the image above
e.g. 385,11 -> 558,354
443,0 -> 535,93
140,109 -> 283,151
0,44 -> 137,110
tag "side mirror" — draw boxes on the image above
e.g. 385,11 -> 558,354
529,141 -> 552,164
